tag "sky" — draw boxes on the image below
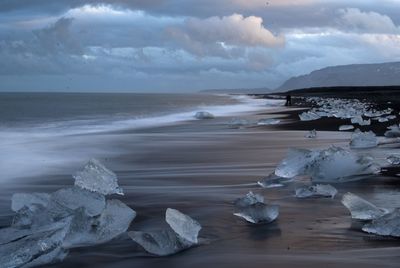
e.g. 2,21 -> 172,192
0,0 -> 400,92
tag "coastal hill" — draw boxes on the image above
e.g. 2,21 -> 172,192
278,61 -> 400,91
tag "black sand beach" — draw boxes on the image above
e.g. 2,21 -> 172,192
1,91 -> 400,267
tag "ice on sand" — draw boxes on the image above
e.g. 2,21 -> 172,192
299,111 -> 321,121
275,146 -> 379,182
295,184 -> 337,199
257,118 -> 280,125
129,209 -> 201,256
362,209 -> 400,237
257,173 -> 293,188
341,192 -> 387,220
195,111 -> 214,119
305,129 -> 317,138
350,129 -> 378,149
387,155 -> 400,165
385,124 -> 400,137
339,125 -> 354,131
11,193 -> 50,212
234,192 -> 264,207
73,158 -> 123,195
351,116 -> 371,126
229,118 -> 249,128
234,203 -> 279,224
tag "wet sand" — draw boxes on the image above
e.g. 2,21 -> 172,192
1,106 -> 400,267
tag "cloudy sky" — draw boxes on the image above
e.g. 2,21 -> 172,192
1,0 -> 400,92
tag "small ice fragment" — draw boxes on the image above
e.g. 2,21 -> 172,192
378,117 -> 389,123
129,229 -> 190,256
50,187 -> 106,217
362,209 -> 400,237
257,118 -> 280,125
295,184 -> 337,199
341,192 -> 387,220
234,192 -> 264,207
299,111 -> 320,121
305,129 -> 317,138
339,125 -> 354,131
73,158 -> 123,195
195,111 -> 214,119
387,155 -> 400,165
385,124 -> 400,137
11,193 -> 50,212
234,203 -> 279,224
228,118 -> 249,128
351,116 -> 371,126
350,129 -> 378,149
257,173 -> 293,188
165,208 -> 201,244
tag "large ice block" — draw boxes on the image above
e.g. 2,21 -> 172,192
362,209 -> 400,237
275,148 -> 318,178
234,192 -> 264,207
234,203 -> 279,224
341,192 -> 387,220
73,158 -> 123,195
295,184 -> 337,199
350,129 -> 378,149
165,208 -> 201,244
11,193 -> 50,212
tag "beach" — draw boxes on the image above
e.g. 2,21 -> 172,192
1,93 -> 399,267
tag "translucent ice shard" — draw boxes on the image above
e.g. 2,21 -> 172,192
295,184 -> 337,199
73,158 -> 123,195
128,229 -> 191,256
50,186 -> 106,217
275,148 -> 318,178
129,208 -> 201,256
257,118 -> 280,125
350,129 -> 378,149
234,192 -> 264,207
299,111 -> 321,121
387,155 -> 400,165
341,192 -> 387,220
305,129 -> 317,138
11,193 -> 50,212
339,125 -> 354,131
228,118 -> 249,128
195,111 -> 214,119
63,199 -> 136,247
234,203 -> 279,224
165,208 -> 201,244
275,146 -> 379,182
257,173 -> 293,188
351,116 -> 371,126
362,209 -> 400,237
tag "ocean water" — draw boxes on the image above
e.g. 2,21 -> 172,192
0,92 -> 282,181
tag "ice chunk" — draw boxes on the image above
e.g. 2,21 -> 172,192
11,193 -> 50,212
351,116 -> 371,126
350,129 -> 378,149
299,111 -> 320,121
165,208 -> 201,244
195,111 -> 214,120
22,247 -> 68,268
129,208 -> 201,256
234,203 -> 279,224
228,118 -> 249,128
128,229 -> 192,256
305,129 -> 317,138
73,158 -> 123,195
362,209 -> 400,237
387,155 -> 400,165
378,117 -> 389,123
63,199 -> 136,247
275,146 -> 379,182
50,187 -> 106,217
339,125 -> 354,131
384,124 -> 400,137
275,148 -> 318,178
257,173 -> 293,188
234,192 -> 264,207
0,217 -> 71,268
341,192 -> 387,220
295,184 -> 337,199
257,118 -> 280,125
